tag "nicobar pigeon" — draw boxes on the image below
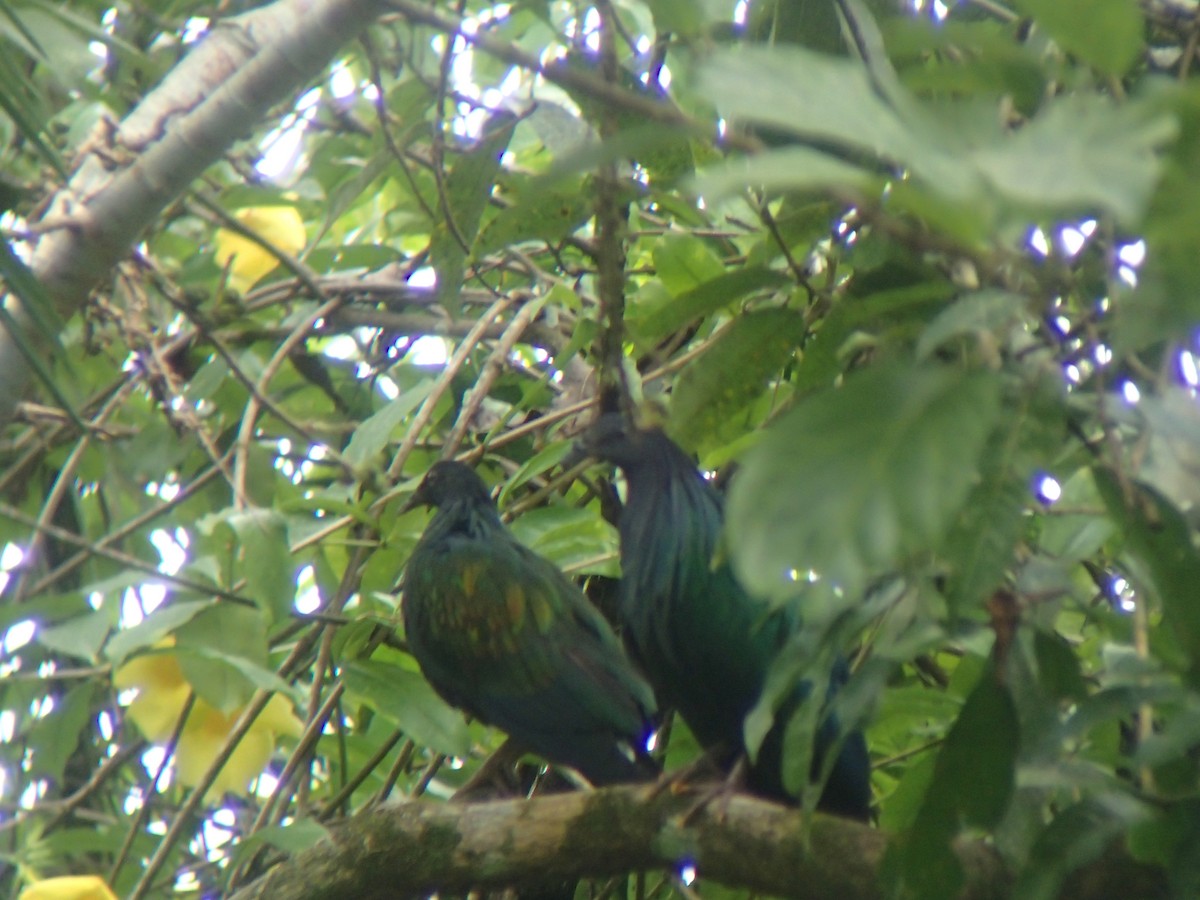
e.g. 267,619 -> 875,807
576,416 -> 871,818
401,460 -> 658,786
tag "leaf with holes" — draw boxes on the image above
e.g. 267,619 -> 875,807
728,363 -> 1002,600
669,307 -> 806,453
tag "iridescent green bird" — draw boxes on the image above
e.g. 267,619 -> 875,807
577,416 -> 871,818
401,460 -> 658,785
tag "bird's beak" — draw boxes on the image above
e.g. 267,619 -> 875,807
399,483 -> 427,515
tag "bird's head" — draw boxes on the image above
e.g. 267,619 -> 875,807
402,461 -> 494,512
571,412 -> 662,469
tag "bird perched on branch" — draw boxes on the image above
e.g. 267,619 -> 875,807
401,460 -> 658,786
575,416 -> 871,818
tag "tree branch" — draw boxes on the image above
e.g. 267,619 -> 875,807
228,785 -> 1165,900
1,0 -> 393,426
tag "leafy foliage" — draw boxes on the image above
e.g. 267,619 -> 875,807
1,0 -> 1200,897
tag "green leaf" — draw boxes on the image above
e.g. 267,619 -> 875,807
27,682 -> 97,782
184,356 -> 231,404
650,231 -> 725,294
878,750 -> 937,833
180,646 -> 294,706
691,147 -> 877,203
1121,89 -> 1200,350
1129,801 -> 1200,894
36,608 -> 112,661
475,176 -> 593,256
792,275 -> 956,395
0,2 -> 46,56
889,669 -> 1018,900
1038,470 -> 1116,561
943,383 -> 1062,615
702,47 -> 929,176
1136,387 -> 1200,511
496,440 -> 572,506
175,651 -> 253,713
699,46 -> 1172,226
915,289 -> 1031,360
1094,469 -> 1200,670
971,93 -> 1173,226
1062,685 -> 1187,746
887,18 -> 1047,116
668,308 -> 806,453
0,240 -> 84,427
1034,630 -> 1088,702
509,506 -> 620,577
429,111 -> 518,317
727,364 -> 1003,600
37,825 -> 127,860
226,507 -> 295,624
228,818 -> 331,871
942,470 -> 1027,617
743,0 -> 849,54
523,98 -> 590,158
1011,0 -> 1143,76
343,659 -> 472,757
176,605 -> 278,712
104,600 -> 214,663
343,380 -> 435,467
257,817 -> 330,852
1015,795 -> 1153,900
0,42 -> 64,175
629,265 -> 792,342
646,0 -> 704,35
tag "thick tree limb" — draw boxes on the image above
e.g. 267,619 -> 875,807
228,785 -> 1166,900
0,0 -> 392,426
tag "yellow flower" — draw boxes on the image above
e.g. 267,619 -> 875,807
174,695 -> 303,796
18,875 -> 117,900
214,205 -> 306,292
112,645 -> 190,742
114,645 -> 303,797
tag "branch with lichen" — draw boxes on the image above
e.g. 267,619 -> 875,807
227,784 -> 1163,900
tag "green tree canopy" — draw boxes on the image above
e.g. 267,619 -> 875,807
2,0 -> 1198,897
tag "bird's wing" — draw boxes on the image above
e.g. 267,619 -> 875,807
407,533 -> 650,741
490,540 -> 655,738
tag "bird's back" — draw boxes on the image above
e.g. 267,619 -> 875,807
589,425 -> 871,817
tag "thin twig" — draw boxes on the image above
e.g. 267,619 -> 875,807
318,731 -> 408,821
232,293 -> 345,507
0,500 -> 257,606
376,295 -> 514,496
442,296 -> 546,458
387,0 -> 756,151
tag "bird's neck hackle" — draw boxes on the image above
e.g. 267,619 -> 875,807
428,493 -> 503,541
616,432 -> 724,596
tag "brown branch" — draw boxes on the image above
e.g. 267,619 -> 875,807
592,0 -> 632,413
232,293 -> 348,506
227,784 -> 1165,900
386,0 -> 760,152
378,295 -> 513,489
2,0 -> 396,427
128,625 -> 333,899
0,499 -> 256,607
326,307 -> 565,351
442,297 -> 547,458
22,459 -> 227,598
